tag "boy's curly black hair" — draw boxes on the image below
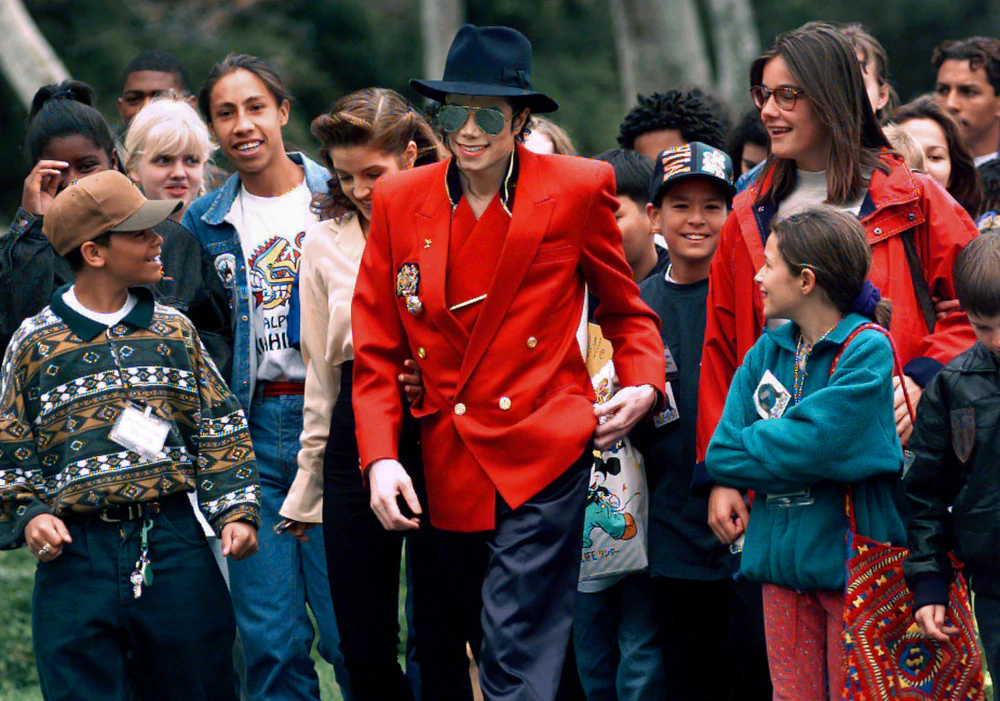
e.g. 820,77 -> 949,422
617,89 -> 726,151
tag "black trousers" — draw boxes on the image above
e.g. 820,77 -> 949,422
32,495 -> 237,701
323,363 -> 472,701
652,575 -> 772,701
971,573 -> 1000,684
433,447 -> 592,701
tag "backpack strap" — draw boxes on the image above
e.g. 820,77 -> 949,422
832,322 -> 915,535
830,322 -> 915,423
901,230 -> 938,334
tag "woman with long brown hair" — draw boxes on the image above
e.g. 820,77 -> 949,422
279,88 -> 472,701
895,96 -> 983,218
695,23 -> 978,696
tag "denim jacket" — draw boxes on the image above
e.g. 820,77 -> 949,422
181,152 -> 329,414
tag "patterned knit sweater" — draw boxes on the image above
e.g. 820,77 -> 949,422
0,286 -> 260,548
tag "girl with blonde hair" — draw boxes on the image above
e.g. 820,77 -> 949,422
125,96 -> 217,220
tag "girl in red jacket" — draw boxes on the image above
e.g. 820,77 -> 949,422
697,21 -> 979,549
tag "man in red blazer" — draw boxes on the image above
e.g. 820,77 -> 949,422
351,25 -> 665,700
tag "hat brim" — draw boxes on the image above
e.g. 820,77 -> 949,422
650,172 -> 736,205
109,199 -> 183,233
410,79 -> 559,113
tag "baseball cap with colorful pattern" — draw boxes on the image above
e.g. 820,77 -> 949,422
649,141 -> 736,205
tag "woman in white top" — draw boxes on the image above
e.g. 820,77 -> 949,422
280,88 -> 472,700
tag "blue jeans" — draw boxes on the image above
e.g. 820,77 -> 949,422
228,394 -> 352,701
574,574 -> 665,701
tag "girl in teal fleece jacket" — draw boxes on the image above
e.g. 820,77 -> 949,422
706,206 -> 907,701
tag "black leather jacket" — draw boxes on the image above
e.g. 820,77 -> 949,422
903,341 -> 1000,608
0,208 -> 233,378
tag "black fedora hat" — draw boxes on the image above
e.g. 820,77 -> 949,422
411,25 -> 558,113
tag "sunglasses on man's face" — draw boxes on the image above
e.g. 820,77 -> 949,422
438,104 -> 510,136
749,85 -> 807,111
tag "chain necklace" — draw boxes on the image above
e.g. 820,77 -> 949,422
792,322 -> 840,404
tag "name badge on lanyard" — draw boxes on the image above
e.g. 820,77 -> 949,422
110,403 -> 171,461
653,347 -> 680,428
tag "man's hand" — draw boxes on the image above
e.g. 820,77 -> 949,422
368,459 -> 422,531
21,160 -> 67,215
593,385 -> 656,450
931,295 -> 961,321
25,513 -> 71,561
707,485 -> 748,545
893,375 -> 923,443
398,359 -> 424,406
283,520 -> 317,543
222,521 -> 258,560
914,604 -> 958,642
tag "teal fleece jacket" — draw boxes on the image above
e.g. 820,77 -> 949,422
706,313 -> 907,591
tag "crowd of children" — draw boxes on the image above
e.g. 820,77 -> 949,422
2,17 -> 1000,701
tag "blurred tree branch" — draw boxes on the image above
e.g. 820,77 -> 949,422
705,0 -> 759,108
610,0 -> 757,109
421,0 -> 464,81
0,0 -> 69,109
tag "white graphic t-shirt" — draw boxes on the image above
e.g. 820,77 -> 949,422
230,181 -> 316,382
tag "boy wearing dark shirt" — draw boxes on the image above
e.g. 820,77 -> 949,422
637,143 -> 771,701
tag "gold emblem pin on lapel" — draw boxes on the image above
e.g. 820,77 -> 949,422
396,263 -> 423,317
424,239 -> 432,248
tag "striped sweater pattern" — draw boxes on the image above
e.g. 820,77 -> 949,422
0,290 -> 259,548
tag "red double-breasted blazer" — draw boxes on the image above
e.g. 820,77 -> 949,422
352,145 -> 665,531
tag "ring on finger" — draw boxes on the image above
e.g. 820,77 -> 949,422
38,543 -> 52,557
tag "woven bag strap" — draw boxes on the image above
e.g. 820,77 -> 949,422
831,322 -> 914,534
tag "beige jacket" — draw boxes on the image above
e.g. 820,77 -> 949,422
279,215 -> 366,522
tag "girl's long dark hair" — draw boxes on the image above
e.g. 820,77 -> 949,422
752,22 -> 892,207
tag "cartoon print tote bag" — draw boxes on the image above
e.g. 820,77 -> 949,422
579,323 -> 649,582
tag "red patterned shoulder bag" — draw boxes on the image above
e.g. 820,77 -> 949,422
833,323 -> 985,700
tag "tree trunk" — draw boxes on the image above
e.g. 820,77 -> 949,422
0,0 -> 70,110
704,0 -> 760,109
611,0 -> 710,107
420,0 -> 464,83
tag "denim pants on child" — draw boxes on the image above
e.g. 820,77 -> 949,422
228,393 -> 352,701
573,573 -> 666,701
32,494 -> 237,701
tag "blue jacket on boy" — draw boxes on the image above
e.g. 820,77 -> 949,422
707,314 -> 907,591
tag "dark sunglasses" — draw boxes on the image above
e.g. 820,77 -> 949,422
438,105 -> 509,136
749,85 -> 807,111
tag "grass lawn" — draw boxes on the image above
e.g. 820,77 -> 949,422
0,545 -> 991,700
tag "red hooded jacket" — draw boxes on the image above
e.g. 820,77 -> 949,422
695,152 -> 978,470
